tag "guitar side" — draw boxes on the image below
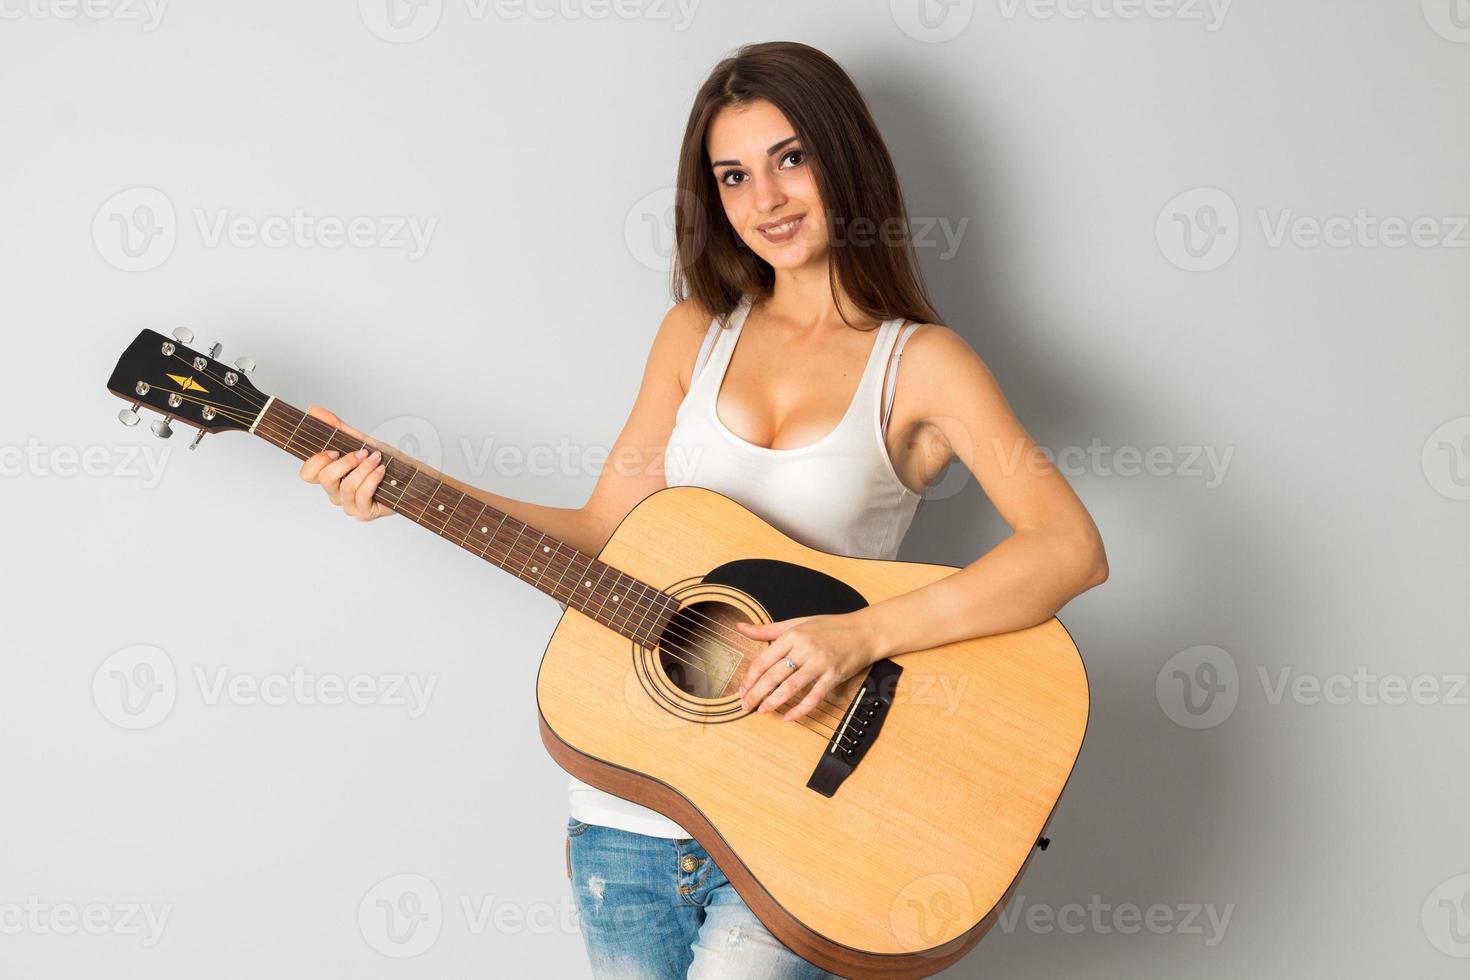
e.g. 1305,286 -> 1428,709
537,485 -> 1090,979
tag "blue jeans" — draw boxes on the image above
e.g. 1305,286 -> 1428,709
566,817 -> 841,979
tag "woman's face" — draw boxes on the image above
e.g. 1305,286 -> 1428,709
706,98 -> 828,272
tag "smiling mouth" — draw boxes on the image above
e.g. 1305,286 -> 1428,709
757,214 -> 805,244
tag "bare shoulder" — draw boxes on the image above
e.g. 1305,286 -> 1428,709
899,322 -> 996,389
654,297 -> 720,394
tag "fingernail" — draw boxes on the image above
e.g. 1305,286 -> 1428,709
357,448 -> 368,458
326,450 -> 340,459
370,450 -> 381,460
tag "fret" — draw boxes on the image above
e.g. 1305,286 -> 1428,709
254,398 -> 673,645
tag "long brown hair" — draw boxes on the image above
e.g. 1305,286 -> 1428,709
671,41 -> 942,330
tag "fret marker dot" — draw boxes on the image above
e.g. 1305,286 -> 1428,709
481,526 -> 488,533
612,595 -> 620,602
437,504 -> 445,511
531,566 -> 539,574
389,479 -> 397,487
584,580 -> 592,587
543,545 -> 550,552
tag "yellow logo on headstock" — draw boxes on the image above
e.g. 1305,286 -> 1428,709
166,374 -> 209,393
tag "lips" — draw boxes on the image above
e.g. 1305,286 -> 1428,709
757,213 -> 805,244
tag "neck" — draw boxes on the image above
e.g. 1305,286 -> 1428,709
250,397 -> 677,646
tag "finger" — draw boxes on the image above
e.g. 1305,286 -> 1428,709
741,638 -> 795,710
758,662 -> 821,715
739,635 -> 799,695
354,460 -> 387,520
339,451 -> 381,515
783,674 -> 838,722
299,449 -> 341,482
320,448 -> 371,499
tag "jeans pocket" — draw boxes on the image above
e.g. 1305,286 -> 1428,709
567,816 -> 592,837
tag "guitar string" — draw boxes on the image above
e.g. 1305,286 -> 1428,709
148,387 -> 859,734
140,364 -> 867,732
148,388 -> 859,736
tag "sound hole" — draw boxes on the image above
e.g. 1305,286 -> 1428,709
656,600 -> 751,700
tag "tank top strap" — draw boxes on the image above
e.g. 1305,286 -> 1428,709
690,295 -> 754,387
881,320 -> 921,435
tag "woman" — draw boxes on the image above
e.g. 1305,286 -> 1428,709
300,40 -> 1107,980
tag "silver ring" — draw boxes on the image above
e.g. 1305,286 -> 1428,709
784,655 -> 797,670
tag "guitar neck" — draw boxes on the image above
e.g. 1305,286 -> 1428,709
251,397 -> 677,646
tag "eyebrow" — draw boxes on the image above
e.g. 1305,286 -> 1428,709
710,135 -> 800,169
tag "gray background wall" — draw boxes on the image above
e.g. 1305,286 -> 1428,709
2,1 -> 1467,976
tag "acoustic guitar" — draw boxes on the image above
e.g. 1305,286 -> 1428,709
106,327 -> 1090,978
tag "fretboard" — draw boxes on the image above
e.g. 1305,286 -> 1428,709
249,397 -> 678,646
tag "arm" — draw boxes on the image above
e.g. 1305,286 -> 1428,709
739,324 -> 1108,719
298,300 -> 713,559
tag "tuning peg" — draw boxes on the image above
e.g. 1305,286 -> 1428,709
150,416 -> 175,439
118,402 -> 141,426
206,342 -> 223,359
234,356 -> 256,374
172,327 -> 194,344
188,430 -> 206,451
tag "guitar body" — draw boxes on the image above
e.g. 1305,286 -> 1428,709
537,485 -> 1089,979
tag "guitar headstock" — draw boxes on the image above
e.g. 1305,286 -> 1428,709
106,327 -> 270,450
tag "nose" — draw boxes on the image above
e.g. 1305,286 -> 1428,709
751,170 -> 787,215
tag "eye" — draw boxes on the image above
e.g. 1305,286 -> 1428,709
718,170 -> 747,187
779,148 -> 805,169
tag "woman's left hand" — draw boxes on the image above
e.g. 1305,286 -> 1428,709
734,613 -> 881,722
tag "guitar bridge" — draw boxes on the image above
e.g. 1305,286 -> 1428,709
805,659 -> 901,798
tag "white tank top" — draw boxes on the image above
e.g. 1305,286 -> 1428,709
566,294 -> 924,838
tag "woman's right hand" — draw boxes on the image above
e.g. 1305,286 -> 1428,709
296,405 -> 395,522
